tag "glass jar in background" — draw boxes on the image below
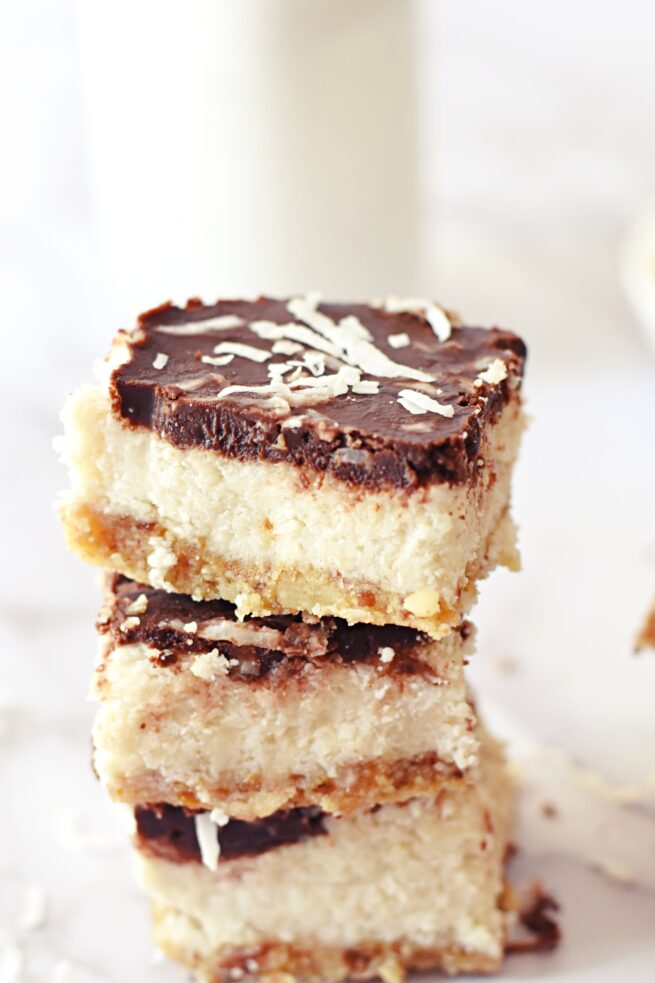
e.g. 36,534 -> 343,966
76,0 -> 422,316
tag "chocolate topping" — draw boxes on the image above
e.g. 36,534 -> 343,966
111,296 -> 526,489
102,575 -> 450,682
135,803 -> 327,864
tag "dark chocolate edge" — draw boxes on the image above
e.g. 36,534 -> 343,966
135,803 -> 328,865
101,575 -> 470,684
110,297 -> 527,491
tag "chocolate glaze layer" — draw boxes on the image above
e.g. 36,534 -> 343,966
135,803 -> 327,864
101,576 -> 464,682
111,297 -> 526,489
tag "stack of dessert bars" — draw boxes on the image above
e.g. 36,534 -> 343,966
58,295 -> 526,983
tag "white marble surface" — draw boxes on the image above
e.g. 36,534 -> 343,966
2,1 -> 655,981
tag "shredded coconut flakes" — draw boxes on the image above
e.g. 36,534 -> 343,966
210,807 -> 230,827
195,811 -> 231,870
217,364 -> 363,409
156,314 -> 244,334
397,389 -> 455,418
383,297 -> 452,342
212,341 -> 271,363
388,332 -> 411,349
352,380 -> 380,395
200,353 -> 234,367
272,339 -> 303,355
285,297 -> 434,382
250,320 -> 344,359
152,352 -> 169,370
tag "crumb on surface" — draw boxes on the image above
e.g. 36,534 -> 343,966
126,593 -> 149,615
189,649 -> 235,681
494,654 -> 519,674
506,883 -> 561,954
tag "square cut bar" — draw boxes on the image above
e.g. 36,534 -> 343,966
93,576 -> 479,819
134,732 -> 513,982
58,295 -> 526,637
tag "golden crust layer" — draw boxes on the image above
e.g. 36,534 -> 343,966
60,502 -> 518,639
115,751 -> 469,821
153,916 -> 503,983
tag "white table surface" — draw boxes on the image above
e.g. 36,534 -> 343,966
2,1 -> 655,980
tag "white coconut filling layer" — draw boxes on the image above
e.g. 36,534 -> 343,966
59,386 -> 523,615
135,735 -> 513,959
92,632 -> 478,812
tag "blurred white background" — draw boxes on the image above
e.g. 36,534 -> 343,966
1,2 -> 655,981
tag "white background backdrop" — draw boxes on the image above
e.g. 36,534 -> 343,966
1,2 -> 654,981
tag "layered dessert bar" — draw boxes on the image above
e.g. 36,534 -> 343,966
93,576 -> 479,819
635,596 -> 655,651
58,295 -> 526,636
134,732 -> 514,983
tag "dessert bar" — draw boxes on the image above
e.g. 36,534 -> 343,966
59,295 -> 525,637
93,576 -> 479,818
134,732 -> 513,982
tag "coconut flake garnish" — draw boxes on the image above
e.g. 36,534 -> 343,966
250,320 -> 343,359
288,294 -> 373,339
152,352 -> 169,370
338,315 -> 434,381
272,339 -> 303,355
156,314 -> 244,334
175,373 -> 225,391
210,807 -> 230,827
397,389 -> 455,418
267,362 -> 297,380
198,619 -> 285,649
200,354 -> 235,367
473,358 -> 508,387
384,297 -> 452,343
299,351 -> 326,376
195,813 -> 221,871
212,341 -> 271,363
269,351 -> 326,381
284,297 -> 433,382
217,365 -> 361,408
352,380 -> 380,394
388,332 -> 411,349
